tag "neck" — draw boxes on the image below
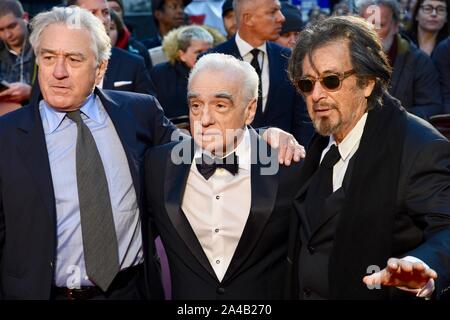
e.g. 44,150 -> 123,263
238,29 -> 265,48
159,23 -> 172,37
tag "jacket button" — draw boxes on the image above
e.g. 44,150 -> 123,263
307,246 -> 315,254
216,287 -> 225,295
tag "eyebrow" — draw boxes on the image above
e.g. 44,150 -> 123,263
40,48 -> 86,59
187,92 -> 234,103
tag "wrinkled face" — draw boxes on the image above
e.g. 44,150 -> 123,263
37,24 -> 107,111
178,39 -> 212,69
0,13 -> 27,50
417,0 -> 447,33
77,0 -> 111,34
223,10 -> 237,38
108,0 -> 124,18
248,0 -> 285,41
361,4 -> 399,51
188,69 -> 256,155
275,31 -> 299,49
300,41 -> 374,143
156,0 -> 185,29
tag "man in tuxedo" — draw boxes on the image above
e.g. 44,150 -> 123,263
145,53 -> 303,299
67,0 -> 156,95
286,16 -> 450,300
204,0 -> 313,147
0,6 -> 175,300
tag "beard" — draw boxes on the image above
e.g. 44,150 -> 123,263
311,102 -> 343,137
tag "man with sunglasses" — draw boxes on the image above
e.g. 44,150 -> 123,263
286,16 -> 450,300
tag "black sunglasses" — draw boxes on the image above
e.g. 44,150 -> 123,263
297,70 -> 355,94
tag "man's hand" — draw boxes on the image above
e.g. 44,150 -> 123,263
0,82 -> 31,103
363,258 -> 437,292
262,127 -> 306,165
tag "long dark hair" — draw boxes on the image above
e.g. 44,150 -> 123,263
409,0 -> 450,37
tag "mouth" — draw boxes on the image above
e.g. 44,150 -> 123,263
314,107 -> 335,116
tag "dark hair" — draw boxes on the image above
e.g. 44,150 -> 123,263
288,16 -> 392,110
409,0 -> 449,37
0,0 -> 24,18
66,0 -> 79,6
110,9 -> 125,39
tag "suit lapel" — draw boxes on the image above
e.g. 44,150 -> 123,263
163,139 -> 218,280
222,128 -> 279,283
102,48 -> 119,90
16,103 -> 56,226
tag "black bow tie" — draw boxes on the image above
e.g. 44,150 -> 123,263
196,153 -> 239,180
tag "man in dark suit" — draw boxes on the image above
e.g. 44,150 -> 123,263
286,16 -> 450,300
145,53 -> 303,299
0,6 -> 175,300
204,0 -> 313,147
67,0 -> 156,96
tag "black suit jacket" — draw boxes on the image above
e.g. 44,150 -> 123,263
103,47 -> 156,96
145,128 -> 303,299
0,88 -> 176,299
204,38 -> 313,146
287,95 -> 450,299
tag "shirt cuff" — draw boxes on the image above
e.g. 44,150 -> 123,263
396,256 -> 435,299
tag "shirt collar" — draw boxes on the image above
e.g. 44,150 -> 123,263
326,113 -> 368,161
235,32 -> 267,57
39,93 -> 102,134
194,126 -> 251,172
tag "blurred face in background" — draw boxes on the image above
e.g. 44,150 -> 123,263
416,0 -> 447,33
108,0 -> 124,18
0,12 -> 28,52
178,39 -> 212,69
275,31 -> 299,49
223,10 -> 237,38
361,4 -> 399,52
155,0 -> 185,30
109,19 -> 118,46
77,0 -> 111,35
246,0 -> 285,42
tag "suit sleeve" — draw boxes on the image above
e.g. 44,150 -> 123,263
403,138 -> 450,298
432,39 -> 450,114
408,52 -> 443,119
291,92 -> 314,147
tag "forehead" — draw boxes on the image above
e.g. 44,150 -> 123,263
39,23 -> 94,55
77,0 -> 108,10
422,0 -> 447,5
0,13 -> 20,27
302,41 -> 352,75
189,69 -> 240,97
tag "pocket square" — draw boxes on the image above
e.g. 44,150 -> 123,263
114,81 -> 133,87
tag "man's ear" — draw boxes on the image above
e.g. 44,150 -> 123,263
242,12 -> 253,27
95,60 -> 108,85
244,98 -> 257,125
154,10 -> 163,22
363,77 -> 376,98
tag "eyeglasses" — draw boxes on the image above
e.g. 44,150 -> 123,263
420,5 -> 447,16
297,70 -> 355,94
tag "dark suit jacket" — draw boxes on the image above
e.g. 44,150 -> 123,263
433,36 -> 450,114
287,94 -> 450,299
103,47 -> 156,96
145,128 -> 303,299
204,38 -> 313,146
0,88 -> 177,299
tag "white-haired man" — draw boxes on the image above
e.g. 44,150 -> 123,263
145,53 -> 303,299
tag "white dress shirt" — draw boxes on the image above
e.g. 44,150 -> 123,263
323,112 -> 433,298
181,128 -> 252,282
235,32 -> 269,112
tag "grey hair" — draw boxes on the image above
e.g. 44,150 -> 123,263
177,25 -> 214,52
189,53 -> 258,106
29,6 -> 111,65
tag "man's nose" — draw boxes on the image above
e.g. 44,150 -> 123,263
52,57 -> 69,79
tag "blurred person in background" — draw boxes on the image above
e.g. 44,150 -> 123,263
405,0 -> 449,56
360,0 -> 442,119
275,2 -> 303,49
150,25 -> 214,128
